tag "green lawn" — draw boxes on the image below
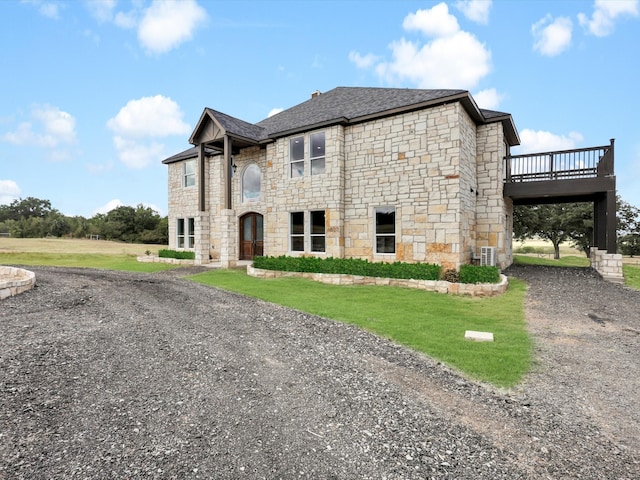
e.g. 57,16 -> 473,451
513,254 -> 590,267
624,265 -> 640,290
0,252 -> 179,273
189,269 -> 531,388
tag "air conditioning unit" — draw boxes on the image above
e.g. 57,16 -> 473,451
480,246 -> 496,266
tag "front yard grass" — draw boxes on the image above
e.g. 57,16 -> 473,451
189,269 -> 531,389
0,252 -> 179,273
623,265 -> 640,290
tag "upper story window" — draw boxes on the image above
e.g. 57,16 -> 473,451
289,131 -> 326,178
242,164 -> 261,202
290,136 -> 305,178
310,132 -> 325,175
183,159 -> 196,187
375,207 -> 395,254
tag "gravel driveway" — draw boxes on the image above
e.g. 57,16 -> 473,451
1,265 -> 639,479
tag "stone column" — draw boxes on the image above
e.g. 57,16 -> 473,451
194,213 -> 210,265
219,209 -> 237,268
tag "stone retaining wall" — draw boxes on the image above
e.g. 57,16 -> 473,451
0,266 -> 36,300
136,255 -> 195,265
248,265 -> 508,297
590,248 -> 624,283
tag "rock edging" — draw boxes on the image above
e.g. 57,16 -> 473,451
136,255 -> 194,265
0,266 -> 36,300
247,265 -> 508,297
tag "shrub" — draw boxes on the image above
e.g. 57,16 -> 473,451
459,264 -> 501,284
253,256 -> 441,281
441,269 -> 459,283
158,249 -> 195,260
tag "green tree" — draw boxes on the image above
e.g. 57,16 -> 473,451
513,203 -> 585,259
0,197 -> 53,222
514,197 -> 640,257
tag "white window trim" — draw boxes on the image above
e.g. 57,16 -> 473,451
183,160 -> 196,188
177,217 -> 195,250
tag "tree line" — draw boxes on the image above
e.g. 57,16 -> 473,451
0,197 -> 168,244
514,196 -> 640,258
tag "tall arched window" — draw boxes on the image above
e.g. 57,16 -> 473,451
242,164 -> 261,202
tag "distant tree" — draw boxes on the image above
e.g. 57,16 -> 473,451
513,203 -> 584,259
514,196 -> 640,257
0,197 -> 53,222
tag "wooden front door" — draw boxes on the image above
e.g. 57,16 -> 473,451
239,213 -> 264,260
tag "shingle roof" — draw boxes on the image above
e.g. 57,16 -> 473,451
203,108 -> 266,141
164,86 -> 519,163
255,87 -> 469,138
162,145 -> 219,163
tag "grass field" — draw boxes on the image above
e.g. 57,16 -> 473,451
0,237 -> 166,255
0,238 -> 175,272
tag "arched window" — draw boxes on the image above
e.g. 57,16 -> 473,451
242,164 -> 261,202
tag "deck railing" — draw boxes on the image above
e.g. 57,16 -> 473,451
504,139 -> 614,183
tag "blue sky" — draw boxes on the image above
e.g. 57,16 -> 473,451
1,0 -> 639,217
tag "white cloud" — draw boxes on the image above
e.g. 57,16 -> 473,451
532,15 -> 573,56
403,3 -> 460,37
516,129 -> 584,153
455,0 -> 492,25
376,32 -> 491,89
107,95 -> 190,138
22,0 -> 61,19
473,88 -> 503,109
114,10 -> 138,29
107,95 -> 190,169
92,198 -> 123,216
85,0 -> 116,23
0,180 -> 21,205
578,0 -> 639,37
112,136 -> 166,169
353,3 -> 491,90
138,0 -> 208,54
267,108 -> 284,118
92,198 -> 164,216
1,105 -> 77,161
348,51 -> 380,69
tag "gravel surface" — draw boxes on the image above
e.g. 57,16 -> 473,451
1,265 -> 639,479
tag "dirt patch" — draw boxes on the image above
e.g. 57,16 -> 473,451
0,265 -> 639,479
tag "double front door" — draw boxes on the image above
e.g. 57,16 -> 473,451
239,213 -> 263,260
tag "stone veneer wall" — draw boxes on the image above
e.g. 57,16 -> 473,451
590,247 -> 624,283
343,103 -> 470,270
0,266 -> 36,300
475,123 -> 513,269
167,101 -> 512,269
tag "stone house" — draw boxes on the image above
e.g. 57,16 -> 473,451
162,87 -> 520,270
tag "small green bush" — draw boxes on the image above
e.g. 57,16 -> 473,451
253,256 -> 441,281
459,264 -> 500,284
158,249 -> 195,260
